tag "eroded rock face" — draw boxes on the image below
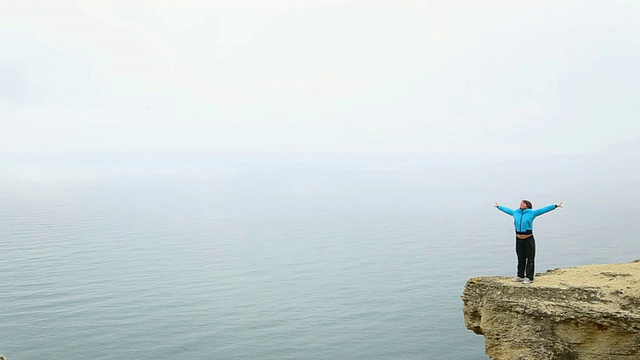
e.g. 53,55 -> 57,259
462,260 -> 640,360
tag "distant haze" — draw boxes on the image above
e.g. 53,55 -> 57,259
1,1 -> 639,165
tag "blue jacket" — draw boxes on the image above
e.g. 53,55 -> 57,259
497,204 -> 557,233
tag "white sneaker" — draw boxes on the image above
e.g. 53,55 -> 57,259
522,278 -> 532,284
511,277 -> 524,282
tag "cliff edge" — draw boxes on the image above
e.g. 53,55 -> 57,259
462,260 -> 640,360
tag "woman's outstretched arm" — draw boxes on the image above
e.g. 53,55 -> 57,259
532,202 -> 563,216
494,202 -> 514,215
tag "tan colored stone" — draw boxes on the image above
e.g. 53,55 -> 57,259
462,260 -> 640,360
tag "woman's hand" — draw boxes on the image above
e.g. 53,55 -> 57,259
494,202 -> 500,208
557,202 -> 563,208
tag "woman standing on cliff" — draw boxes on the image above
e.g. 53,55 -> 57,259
494,200 -> 563,284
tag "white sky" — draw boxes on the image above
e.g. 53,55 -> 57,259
1,0 -> 639,157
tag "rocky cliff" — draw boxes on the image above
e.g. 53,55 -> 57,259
462,260 -> 640,360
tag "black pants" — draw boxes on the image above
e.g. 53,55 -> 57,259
515,235 -> 536,280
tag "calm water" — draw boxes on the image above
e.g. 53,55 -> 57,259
1,168 -> 638,359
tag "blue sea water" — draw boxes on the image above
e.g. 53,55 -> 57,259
1,166 -> 638,359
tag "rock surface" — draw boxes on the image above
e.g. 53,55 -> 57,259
462,260 -> 640,360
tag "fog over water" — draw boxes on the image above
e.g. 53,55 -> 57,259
2,1 -> 640,359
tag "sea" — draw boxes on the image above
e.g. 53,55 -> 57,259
1,156 -> 638,359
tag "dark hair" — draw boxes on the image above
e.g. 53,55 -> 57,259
522,200 -> 532,209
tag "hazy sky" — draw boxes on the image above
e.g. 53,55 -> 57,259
1,1 -> 639,158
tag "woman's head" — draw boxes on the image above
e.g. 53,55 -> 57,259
520,200 -> 532,209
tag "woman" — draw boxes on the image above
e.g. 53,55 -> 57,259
494,200 -> 563,284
